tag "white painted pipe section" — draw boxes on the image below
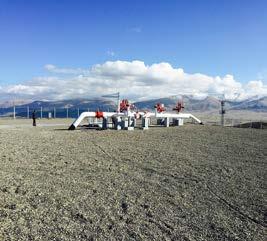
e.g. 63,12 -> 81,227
69,110 -> 202,130
155,113 -> 202,123
187,114 -> 202,124
136,111 -> 202,124
139,112 -> 155,118
69,112 -> 96,129
69,111 -> 136,130
113,111 -> 135,118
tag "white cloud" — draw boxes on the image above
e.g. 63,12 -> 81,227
44,64 -> 89,75
0,60 -> 267,101
242,80 -> 267,98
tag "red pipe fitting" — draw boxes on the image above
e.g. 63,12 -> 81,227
95,111 -> 104,118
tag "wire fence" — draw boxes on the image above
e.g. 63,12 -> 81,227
203,118 -> 266,129
0,106 -> 116,119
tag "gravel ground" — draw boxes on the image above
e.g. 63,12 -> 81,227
0,121 -> 266,241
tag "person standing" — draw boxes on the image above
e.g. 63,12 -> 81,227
32,110 -> 36,126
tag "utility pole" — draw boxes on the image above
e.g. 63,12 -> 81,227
117,92 -> 120,112
27,106 -> 30,119
13,104 -> 16,119
40,107 -> 43,119
220,100 -> 226,126
12,96 -> 16,119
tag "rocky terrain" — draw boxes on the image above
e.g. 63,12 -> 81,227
0,120 -> 266,240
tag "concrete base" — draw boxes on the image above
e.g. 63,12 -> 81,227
164,117 -> 170,127
173,118 -> 184,126
102,118 -> 113,129
128,117 -> 135,128
115,125 -> 122,130
107,122 -> 113,128
142,117 -> 149,130
115,117 -> 122,130
102,118 -> 108,129
141,127 -> 149,130
122,119 -> 129,129
125,126 -> 134,131
133,118 -> 137,127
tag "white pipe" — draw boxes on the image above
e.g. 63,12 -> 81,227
69,110 -> 202,130
155,112 -> 202,123
188,114 -> 202,124
70,112 -> 96,129
139,111 -> 155,118
69,111 -> 135,130
139,109 -> 202,123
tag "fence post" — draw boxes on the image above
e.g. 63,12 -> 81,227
13,105 -> 16,119
40,107 -> 43,119
66,107 -> 69,118
77,108 -> 80,117
54,107 -> 56,118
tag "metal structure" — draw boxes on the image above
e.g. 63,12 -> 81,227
68,99 -> 202,130
220,100 -> 226,126
102,92 -> 120,112
207,92 -> 239,126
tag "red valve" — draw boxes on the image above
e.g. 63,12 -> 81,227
173,101 -> 184,113
95,111 -> 104,118
154,103 -> 165,113
120,99 -> 130,112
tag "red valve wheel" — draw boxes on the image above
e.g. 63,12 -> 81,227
173,101 -> 184,113
154,103 -> 165,113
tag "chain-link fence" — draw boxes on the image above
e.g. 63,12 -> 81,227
0,106 -> 116,119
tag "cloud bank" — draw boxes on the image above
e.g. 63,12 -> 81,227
1,60 -> 267,101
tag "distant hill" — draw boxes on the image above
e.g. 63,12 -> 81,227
134,95 -> 219,111
0,98 -> 117,118
19,98 -> 117,110
136,96 -> 267,112
0,96 -> 266,118
229,97 -> 267,112
0,99 -> 32,108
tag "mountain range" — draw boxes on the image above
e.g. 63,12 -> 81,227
0,96 -> 266,118
134,96 -> 267,112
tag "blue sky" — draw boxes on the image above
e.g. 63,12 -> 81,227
0,0 -> 266,100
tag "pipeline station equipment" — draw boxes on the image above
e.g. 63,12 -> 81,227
68,99 -> 202,130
